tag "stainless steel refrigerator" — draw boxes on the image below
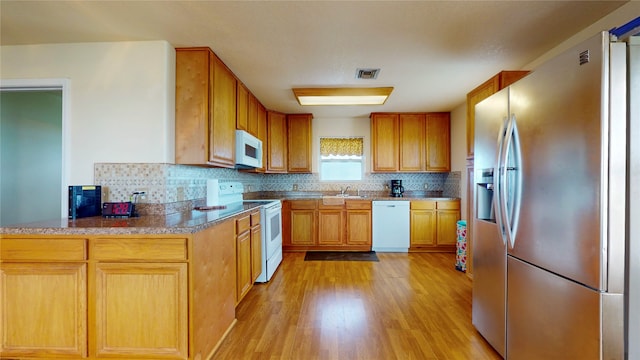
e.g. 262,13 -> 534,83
472,28 -> 638,359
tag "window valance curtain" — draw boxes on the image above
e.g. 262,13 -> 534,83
320,137 -> 363,156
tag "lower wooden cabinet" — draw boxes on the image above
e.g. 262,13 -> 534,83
250,212 -> 262,282
284,199 -> 371,251
236,209 -> 262,305
0,217 -> 242,360
1,262 -> 87,358
318,207 -> 344,245
94,262 -> 188,358
410,201 -> 437,247
410,199 -> 460,252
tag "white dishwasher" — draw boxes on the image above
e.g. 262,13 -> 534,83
372,200 -> 410,252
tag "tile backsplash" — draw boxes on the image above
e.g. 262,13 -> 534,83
95,163 -> 460,212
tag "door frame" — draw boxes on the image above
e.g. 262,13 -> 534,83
0,78 -> 70,219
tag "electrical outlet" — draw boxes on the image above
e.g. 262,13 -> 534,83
133,188 -> 148,203
424,183 -> 428,190
177,187 -> 185,201
293,184 -> 298,191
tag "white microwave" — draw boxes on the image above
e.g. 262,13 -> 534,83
235,130 -> 263,169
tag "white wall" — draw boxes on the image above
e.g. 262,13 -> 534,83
524,2 -> 640,70
0,41 -> 176,184
449,104 -> 467,215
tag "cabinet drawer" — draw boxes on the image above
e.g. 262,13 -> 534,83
436,200 -> 460,210
345,200 -> 372,210
237,214 -> 251,234
1,238 -> 87,261
92,238 -> 188,261
250,210 -> 261,227
318,202 -> 344,210
289,200 -> 317,210
411,201 -> 436,210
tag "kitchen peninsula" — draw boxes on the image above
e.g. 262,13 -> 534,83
0,204 -> 263,360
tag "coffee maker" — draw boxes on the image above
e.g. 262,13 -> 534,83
390,180 -> 404,197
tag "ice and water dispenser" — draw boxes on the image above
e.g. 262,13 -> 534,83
476,168 -> 496,222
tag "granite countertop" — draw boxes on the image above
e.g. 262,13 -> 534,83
0,203 -> 263,236
246,191 -> 459,202
1,192 -> 459,236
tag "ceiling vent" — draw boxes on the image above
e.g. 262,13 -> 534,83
356,68 -> 380,79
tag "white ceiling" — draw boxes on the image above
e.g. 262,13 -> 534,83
0,1 -> 628,118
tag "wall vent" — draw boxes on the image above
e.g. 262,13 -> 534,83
579,50 -> 590,65
356,68 -> 380,79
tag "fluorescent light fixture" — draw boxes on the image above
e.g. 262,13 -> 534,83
292,87 -> 394,106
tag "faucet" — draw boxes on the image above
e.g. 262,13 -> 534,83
340,186 -> 351,196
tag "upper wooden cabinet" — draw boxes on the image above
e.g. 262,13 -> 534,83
266,110 -> 287,173
399,113 -> 426,172
176,47 -> 237,168
236,82 -> 260,138
425,112 -> 451,171
236,82 -> 249,132
372,112 -> 450,172
248,93 -> 259,137
466,70 -> 530,158
257,103 -> 267,172
287,113 -> 313,173
371,113 -> 399,172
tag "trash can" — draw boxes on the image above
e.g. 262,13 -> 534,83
455,220 -> 467,272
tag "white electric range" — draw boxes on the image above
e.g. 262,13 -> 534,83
212,181 -> 282,283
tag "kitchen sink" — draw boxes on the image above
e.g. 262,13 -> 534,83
322,194 -> 363,205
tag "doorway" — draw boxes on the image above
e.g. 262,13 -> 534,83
0,80 -> 67,226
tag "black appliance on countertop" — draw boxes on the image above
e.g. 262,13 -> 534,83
68,185 -> 101,219
390,180 -> 404,197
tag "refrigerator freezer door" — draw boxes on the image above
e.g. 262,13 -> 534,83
472,87 -> 510,357
507,256 -> 600,359
507,33 -> 610,290
472,220 -> 506,357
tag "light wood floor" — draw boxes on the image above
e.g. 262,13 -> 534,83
214,252 -> 501,360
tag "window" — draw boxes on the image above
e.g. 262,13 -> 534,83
319,137 -> 364,181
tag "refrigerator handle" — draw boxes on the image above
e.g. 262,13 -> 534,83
500,115 -> 523,249
494,116 -> 509,245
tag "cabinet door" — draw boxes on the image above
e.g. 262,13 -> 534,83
209,54 -> 236,167
236,81 -> 249,131
257,103 -> 267,172
466,71 -> 529,158
175,48 -> 210,165
267,111 -> 288,173
318,210 -> 344,245
410,209 -> 437,246
437,210 -> 461,246
371,113 -> 399,172
346,210 -> 371,246
248,93 -> 259,137
287,113 -> 312,173
425,112 -> 451,171
290,210 -> 316,245
94,263 -> 188,358
1,263 -> 87,358
466,76 -> 499,158
399,113 -> 426,172
236,230 -> 252,303
251,224 -> 262,282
